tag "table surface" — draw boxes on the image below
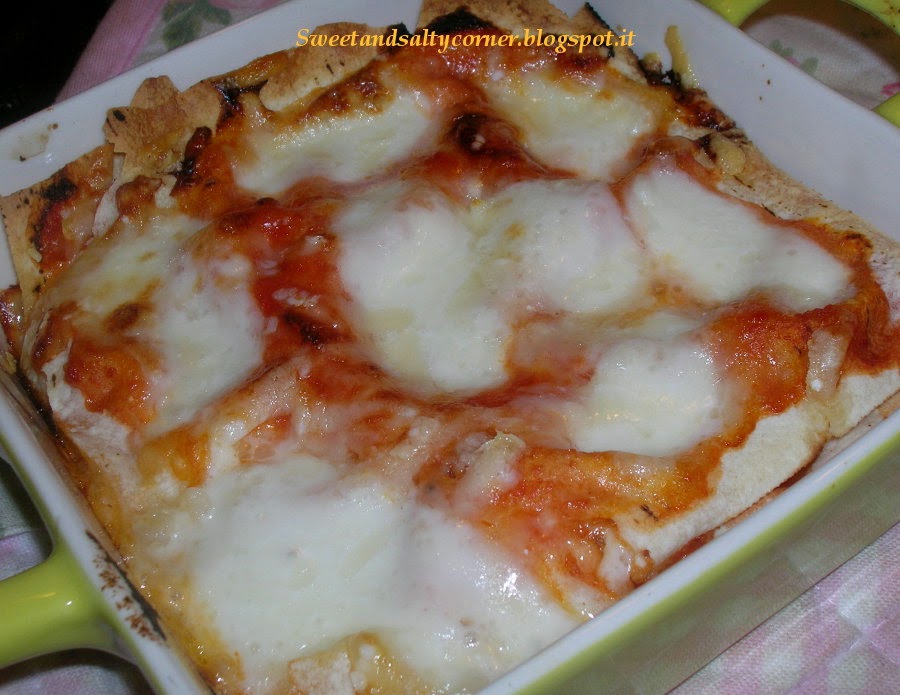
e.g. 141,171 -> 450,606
1,1 -> 898,693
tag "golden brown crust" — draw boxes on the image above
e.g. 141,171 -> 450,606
0,191 -> 44,314
103,77 -> 221,182
101,23 -> 396,190
259,23 -> 390,113
0,143 -> 114,314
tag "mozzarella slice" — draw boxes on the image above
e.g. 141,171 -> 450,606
26,209 -> 264,444
143,455 -> 579,694
566,335 -> 727,456
43,210 -> 205,320
237,91 -> 435,194
480,179 -> 649,314
484,70 -> 657,181
334,183 -> 511,394
150,248 -> 263,434
625,164 -> 852,311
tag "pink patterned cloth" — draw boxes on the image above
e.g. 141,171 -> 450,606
57,0 -> 169,101
1,0 -> 898,693
58,0 -> 285,100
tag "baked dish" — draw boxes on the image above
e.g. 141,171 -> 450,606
0,1 -> 898,693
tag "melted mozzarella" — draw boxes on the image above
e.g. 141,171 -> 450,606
237,92 -> 435,194
566,335 -> 726,456
334,183 -> 511,394
27,209 -> 264,444
452,432 -> 525,515
150,249 -> 264,434
625,165 -> 852,310
335,178 -> 656,393
49,210 -> 205,320
485,71 -> 656,181
597,527 -> 634,594
20,31 -> 886,695
480,179 -> 648,313
145,455 -> 578,694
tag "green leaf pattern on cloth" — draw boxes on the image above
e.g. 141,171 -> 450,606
769,38 -> 819,76
161,0 -> 233,51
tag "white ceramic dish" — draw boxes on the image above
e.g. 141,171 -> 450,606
0,1 -> 897,693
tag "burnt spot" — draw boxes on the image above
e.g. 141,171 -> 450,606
697,133 -> 716,161
677,90 -> 735,131
426,8 -> 496,35
693,106 -> 733,132
173,126 -> 212,191
637,64 -> 735,132
641,65 -> 682,89
452,112 -> 492,152
581,0 -> 620,58
111,108 -> 126,122
562,49 -> 613,72
283,312 -> 342,346
215,81 -> 243,116
383,23 -> 411,54
451,111 -> 522,156
842,231 -> 874,252
31,175 -> 78,270
213,79 -> 264,123
42,175 -> 77,205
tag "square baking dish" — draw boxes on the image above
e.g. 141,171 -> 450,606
0,1 -> 897,693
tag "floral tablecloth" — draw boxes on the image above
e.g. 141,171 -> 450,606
1,0 -> 898,693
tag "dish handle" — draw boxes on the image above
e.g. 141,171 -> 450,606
699,0 -> 900,126
0,538 -> 115,667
